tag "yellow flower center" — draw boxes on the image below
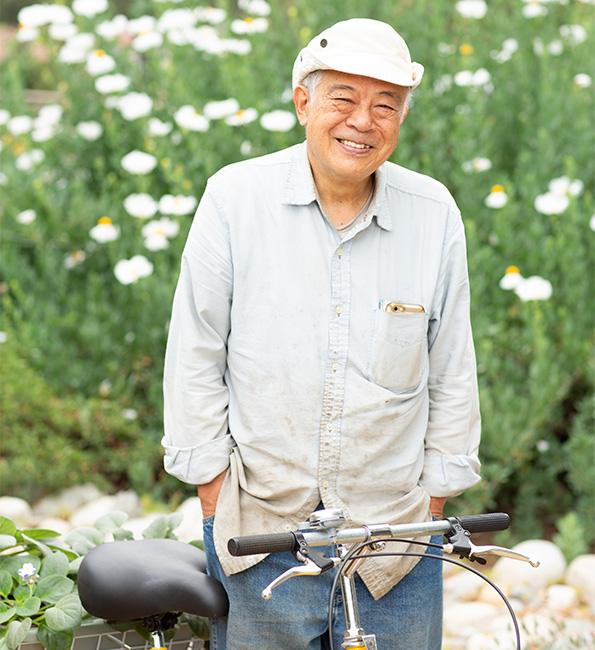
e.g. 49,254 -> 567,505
95,49 -> 107,57
98,216 -> 112,225
236,109 -> 245,116
459,44 -> 474,56
505,266 -> 520,275
245,18 -> 254,23
491,184 -> 505,193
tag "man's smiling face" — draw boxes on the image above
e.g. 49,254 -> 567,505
293,70 -> 410,189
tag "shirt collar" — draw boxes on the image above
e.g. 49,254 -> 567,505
282,141 -> 393,232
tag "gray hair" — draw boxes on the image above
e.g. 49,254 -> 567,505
300,69 -> 413,120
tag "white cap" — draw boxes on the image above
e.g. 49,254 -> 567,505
292,18 -> 424,90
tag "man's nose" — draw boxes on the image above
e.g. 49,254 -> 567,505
345,104 -> 374,130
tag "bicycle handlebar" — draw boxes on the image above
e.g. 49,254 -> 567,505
227,512 -> 510,557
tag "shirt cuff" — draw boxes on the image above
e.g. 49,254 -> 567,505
419,449 -> 481,498
162,434 -> 234,485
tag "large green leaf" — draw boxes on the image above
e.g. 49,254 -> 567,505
18,529 -> 61,541
6,618 -> 32,650
0,570 -> 14,597
40,552 -> 70,578
94,512 -> 128,532
142,513 -> 183,539
0,536 -> 17,551
15,596 -> 41,617
0,518 -> 17,537
0,556 -> 41,581
44,593 -> 83,631
36,624 -> 73,650
63,527 -> 104,555
184,614 -> 210,640
0,603 -> 17,625
34,575 -> 74,604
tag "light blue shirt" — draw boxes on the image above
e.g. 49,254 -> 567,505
162,142 -> 481,597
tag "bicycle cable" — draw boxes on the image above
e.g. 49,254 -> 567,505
325,538 -> 521,650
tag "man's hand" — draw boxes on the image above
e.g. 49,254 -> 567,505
430,497 -> 447,519
197,468 -> 228,518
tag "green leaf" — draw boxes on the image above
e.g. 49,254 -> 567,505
142,513 -> 183,539
0,518 -> 17,537
36,624 -> 73,650
63,527 -> 104,555
15,596 -> 41,617
0,535 -> 17,551
18,529 -> 61,541
0,569 -> 14,597
34,575 -> 74,604
0,604 -> 17,625
46,545 -> 78,562
6,618 -> 32,650
40,552 -> 70,578
94,511 -> 128,532
112,527 -> 134,542
183,614 -> 210,640
20,533 -> 53,558
0,555 -> 41,581
44,593 -> 83,631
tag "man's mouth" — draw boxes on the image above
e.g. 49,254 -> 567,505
338,139 -> 372,150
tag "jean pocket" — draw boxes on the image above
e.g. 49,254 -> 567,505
366,309 -> 429,392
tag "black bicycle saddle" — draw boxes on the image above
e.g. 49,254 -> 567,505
77,538 -> 229,621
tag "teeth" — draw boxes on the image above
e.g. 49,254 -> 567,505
340,139 -> 371,149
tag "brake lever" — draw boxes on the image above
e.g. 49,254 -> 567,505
466,544 -> 540,567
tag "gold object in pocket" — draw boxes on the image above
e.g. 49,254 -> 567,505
379,300 -> 425,313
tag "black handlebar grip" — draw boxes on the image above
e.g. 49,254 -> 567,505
454,512 -> 510,533
228,532 -> 298,557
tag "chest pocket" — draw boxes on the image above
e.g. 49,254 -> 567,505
365,309 -> 429,393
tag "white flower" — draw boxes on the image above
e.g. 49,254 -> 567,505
17,563 -> 37,580
462,157 -> 492,173
225,108 -> 259,126
121,150 -> 158,174
454,68 -> 491,88
174,105 -> 209,131
18,4 -> 73,27
217,38 -> 252,56
514,275 -> 553,302
123,193 -> 158,219
522,3 -> 548,18
117,92 -> 153,120
148,118 -> 173,136
484,185 -> 508,208
114,255 -> 154,284
534,192 -> 570,215
95,73 -> 131,94
0,332 -> 6,344
547,40 -> 564,56
560,24 -> 588,45
64,250 -> 86,268
499,266 -> 523,290
90,217 -> 119,242
159,194 -> 197,215
71,0 -> 108,18
17,26 -> 39,42
260,110 -> 296,132
0,109 -> 10,125
36,104 -> 63,129
574,73 -> 592,89
7,115 -> 33,135
455,0 -> 488,19
127,15 -> 157,35
17,209 -> 36,225
230,17 -> 268,34
238,0 -> 271,16
204,98 -> 240,120
133,31 -> 164,53
95,15 -> 129,40
58,33 -> 96,63
157,8 -> 198,32
86,49 -> 117,76
548,176 -> 583,197
122,408 -> 138,421
16,149 -> 45,172
76,121 -> 103,140
195,7 -> 227,23
32,125 -> 58,142
142,217 -> 180,250
590,214 -> 595,231
49,22 -> 78,40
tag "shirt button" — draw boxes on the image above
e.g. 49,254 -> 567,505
284,524 -> 292,531
331,362 -> 339,372
337,248 -> 343,257
322,480 -> 329,489
326,423 -> 333,431
335,305 -> 343,315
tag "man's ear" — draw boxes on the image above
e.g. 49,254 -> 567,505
293,85 -> 310,126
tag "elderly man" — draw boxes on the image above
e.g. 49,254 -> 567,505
163,18 -> 481,649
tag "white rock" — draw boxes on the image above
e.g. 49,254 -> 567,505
0,497 -> 33,527
546,584 -> 579,611
443,602 -> 501,636
491,540 -> 566,591
566,555 -> 595,601
37,517 -> 73,536
520,612 -> 561,645
123,513 -> 164,539
33,484 -> 103,519
444,569 -> 483,602
466,631 -> 517,650
174,497 -> 205,543
69,490 -> 140,527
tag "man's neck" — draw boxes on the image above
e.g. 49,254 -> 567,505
313,172 -> 375,228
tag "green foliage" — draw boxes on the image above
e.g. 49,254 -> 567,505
0,514 -> 209,648
0,0 -> 593,546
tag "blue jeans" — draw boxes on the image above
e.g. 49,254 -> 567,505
203,515 -> 443,649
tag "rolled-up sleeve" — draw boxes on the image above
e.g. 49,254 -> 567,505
420,206 -> 481,497
162,183 -> 234,485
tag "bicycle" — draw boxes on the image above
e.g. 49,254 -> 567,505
78,510 -> 540,650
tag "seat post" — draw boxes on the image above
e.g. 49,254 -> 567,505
143,613 -> 180,650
